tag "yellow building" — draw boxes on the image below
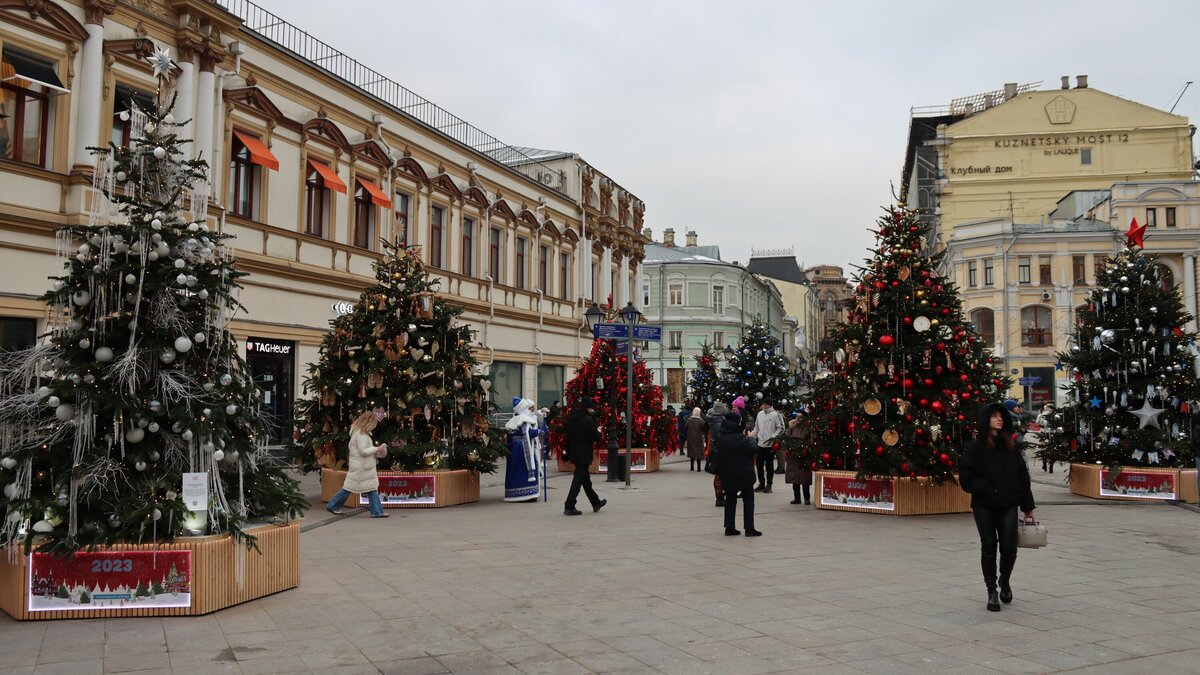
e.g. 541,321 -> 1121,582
904,77 -> 1199,405
0,0 -> 648,442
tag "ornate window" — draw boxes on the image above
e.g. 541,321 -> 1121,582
394,191 -> 411,245
461,217 -> 475,277
559,252 -> 570,300
538,244 -> 549,292
489,227 -> 503,282
430,205 -> 445,268
0,47 -> 64,167
354,183 -> 376,249
1021,306 -> 1053,347
970,308 -> 995,347
515,237 -> 527,289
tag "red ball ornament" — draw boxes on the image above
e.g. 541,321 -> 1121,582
879,335 -> 895,347
874,446 -> 885,456
923,378 -> 934,387
904,414 -> 914,422
918,398 -> 929,407
931,401 -> 945,414
934,365 -> 944,375
891,280 -> 900,288
902,378 -> 915,389
960,373 -> 970,382
821,452 -> 831,463
874,281 -> 886,291
935,342 -> 947,352
772,442 -> 781,450
941,308 -> 951,316
939,453 -> 950,464
961,392 -> 971,400
900,463 -> 910,473
903,316 -> 914,326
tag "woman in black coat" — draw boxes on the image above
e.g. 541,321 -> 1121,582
716,412 -> 761,537
959,402 -> 1036,612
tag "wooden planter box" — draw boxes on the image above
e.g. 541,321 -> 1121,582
556,448 -> 661,474
814,470 -> 972,516
0,521 -> 299,621
320,468 -> 479,508
1070,463 -> 1199,504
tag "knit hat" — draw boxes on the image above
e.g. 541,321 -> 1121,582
1003,399 -> 1020,411
731,396 -> 746,411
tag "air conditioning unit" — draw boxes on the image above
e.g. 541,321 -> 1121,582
538,171 -> 557,187
1041,291 -> 1052,301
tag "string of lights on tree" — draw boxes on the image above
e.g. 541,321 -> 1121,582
720,322 -> 794,407
799,205 -> 1009,482
1038,219 -> 1199,468
292,242 -> 502,473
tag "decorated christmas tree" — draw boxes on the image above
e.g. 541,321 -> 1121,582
688,340 -> 723,409
1038,220 -> 1199,469
801,205 -> 1009,481
720,321 -> 794,407
548,338 -> 675,456
292,242 -> 502,473
0,49 -> 305,555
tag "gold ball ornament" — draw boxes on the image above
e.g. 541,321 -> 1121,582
467,450 -> 479,461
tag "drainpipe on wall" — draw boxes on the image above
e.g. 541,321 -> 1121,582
466,163 -> 495,369
1001,224 -> 1019,382
371,113 -> 399,243
210,42 -> 243,204
575,157 -> 589,364
534,198 -> 547,367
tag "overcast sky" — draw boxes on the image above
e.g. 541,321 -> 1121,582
255,0 -> 1199,273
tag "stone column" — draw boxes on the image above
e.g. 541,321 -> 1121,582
633,260 -> 645,311
73,3 -> 112,168
193,51 -> 219,170
1185,253 -> 1197,332
618,254 -> 630,307
174,50 -> 196,158
600,245 -> 613,305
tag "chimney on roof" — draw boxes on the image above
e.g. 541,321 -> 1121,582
1003,83 -> 1018,100
1061,76 -> 1070,90
662,228 -> 676,247
1076,75 -> 1088,89
685,230 -> 697,247
642,227 -> 652,240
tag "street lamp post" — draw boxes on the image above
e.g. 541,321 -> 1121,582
584,303 -> 621,483
619,302 -> 643,488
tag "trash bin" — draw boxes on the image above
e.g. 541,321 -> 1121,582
608,452 -> 627,481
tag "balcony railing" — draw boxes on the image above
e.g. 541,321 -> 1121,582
213,0 -> 567,195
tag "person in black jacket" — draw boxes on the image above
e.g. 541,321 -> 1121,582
716,412 -> 762,537
562,398 -> 607,516
959,402 -> 1036,612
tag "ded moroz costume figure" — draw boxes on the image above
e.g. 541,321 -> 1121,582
505,398 -> 546,502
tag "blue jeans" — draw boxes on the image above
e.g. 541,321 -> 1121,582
328,488 -> 384,516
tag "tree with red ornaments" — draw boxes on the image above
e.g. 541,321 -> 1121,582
688,341 -> 723,410
798,205 -> 1009,481
548,339 -> 676,457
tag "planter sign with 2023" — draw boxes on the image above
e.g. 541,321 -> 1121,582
819,475 -> 896,512
598,450 -> 647,472
370,475 -> 436,506
1099,469 -> 1176,500
28,550 -> 191,612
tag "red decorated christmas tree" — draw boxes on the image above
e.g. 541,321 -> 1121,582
688,341 -> 723,409
799,205 -> 1009,481
548,339 -> 676,457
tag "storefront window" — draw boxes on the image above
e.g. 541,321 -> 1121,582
488,361 -> 523,411
536,365 -> 563,409
0,317 -> 37,351
245,337 -> 295,446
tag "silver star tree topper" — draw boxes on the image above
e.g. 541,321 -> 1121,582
148,44 -> 176,82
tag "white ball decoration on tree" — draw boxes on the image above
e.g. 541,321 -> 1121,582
54,404 -> 75,422
174,258 -> 185,269
219,373 -> 233,387
159,349 -> 176,364
225,404 -> 238,416
174,336 -> 193,353
124,273 -> 136,285
78,338 -> 91,349
125,427 -> 145,443
153,146 -> 166,159
134,461 -> 147,471
46,396 -> 61,408
194,332 -> 206,343
212,449 -> 225,462
72,290 -> 92,307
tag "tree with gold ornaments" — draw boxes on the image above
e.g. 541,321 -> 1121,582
798,205 -> 1009,482
1037,219 -> 1199,469
292,242 -> 502,474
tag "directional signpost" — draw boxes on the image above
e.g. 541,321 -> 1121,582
1017,376 -> 1041,409
591,317 -> 662,486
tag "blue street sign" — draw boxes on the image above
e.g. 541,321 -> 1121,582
632,325 -> 663,342
1017,376 -> 1041,386
593,323 -> 628,339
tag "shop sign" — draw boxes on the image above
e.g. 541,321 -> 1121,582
29,550 -> 191,612
332,301 -> 355,316
245,337 -> 293,356
1099,469 -> 1176,500
598,450 -> 648,472
819,475 -> 895,511
370,475 -> 436,506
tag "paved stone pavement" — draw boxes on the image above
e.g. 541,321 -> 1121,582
2,457 -> 1199,674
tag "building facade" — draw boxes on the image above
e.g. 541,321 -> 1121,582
803,265 -> 854,356
640,234 -> 785,407
905,77 -> 1199,405
0,0 -> 647,442
746,249 -> 819,374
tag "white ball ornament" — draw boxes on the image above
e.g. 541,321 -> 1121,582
225,404 -> 238,416
151,233 -> 163,244
228,451 -> 239,462
52,280 -> 64,292
219,374 -> 233,386
202,382 -> 215,392
151,508 -> 162,521
114,241 -> 129,253
185,275 -> 197,288
36,386 -> 50,399
1,457 -> 16,470
46,396 -> 60,408
125,274 -> 137,285
202,408 -> 212,417
3,483 -> 16,499
187,223 -> 200,232
174,258 -> 186,269
165,490 -> 177,500
32,520 -> 54,533
148,251 -> 159,261
163,113 -> 175,125
176,273 -> 188,285
78,338 -> 91,349
125,427 -> 145,443
156,243 -> 170,257
78,243 -> 91,256
115,170 -> 127,181
159,349 -> 176,364
202,440 -> 215,453
197,289 -> 209,300
119,111 -> 130,122
147,422 -> 159,433
134,461 -> 147,471
194,332 -> 205,343
181,429 -> 193,441
55,404 -> 75,421
83,374 -> 94,383
174,336 -> 193,353
153,146 -> 166,159
148,451 -> 160,461
72,290 -> 92,307
212,449 -> 225,462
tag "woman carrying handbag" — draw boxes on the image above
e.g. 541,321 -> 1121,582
959,402 -> 1035,612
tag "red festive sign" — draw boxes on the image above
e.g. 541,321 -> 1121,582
598,450 -> 648,473
371,474 -> 436,505
820,475 -> 895,511
1099,469 -> 1176,500
29,550 -> 191,612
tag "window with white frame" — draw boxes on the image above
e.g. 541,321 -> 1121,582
643,282 -> 650,306
712,285 -> 725,314
668,330 -> 683,350
713,332 -> 724,349
668,281 -> 684,306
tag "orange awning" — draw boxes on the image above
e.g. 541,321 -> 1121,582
307,159 -> 347,193
357,177 -> 391,208
232,130 -> 279,171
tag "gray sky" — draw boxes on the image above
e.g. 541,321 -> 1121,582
254,0 -> 1200,273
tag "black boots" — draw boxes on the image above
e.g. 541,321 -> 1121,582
999,578 -> 1013,604
592,499 -> 607,513
986,590 -> 1000,612
564,508 -> 583,516
745,529 -> 763,537
725,528 -> 740,536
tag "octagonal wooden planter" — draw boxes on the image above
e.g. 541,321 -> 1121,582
814,470 -> 971,516
556,448 -> 661,474
320,468 -> 479,508
1069,463 -> 1199,504
0,521 -> 300,620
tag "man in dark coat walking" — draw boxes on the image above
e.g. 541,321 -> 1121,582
716,412 -> 761,537
562,398 -> 607,516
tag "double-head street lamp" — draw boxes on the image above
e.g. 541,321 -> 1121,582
585,301 -> 643,484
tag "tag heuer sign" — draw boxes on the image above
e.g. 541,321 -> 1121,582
245,337 -> 293,355
1044,96 -> 1076,124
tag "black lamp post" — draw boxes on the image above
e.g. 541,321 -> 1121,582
584,303 -> 621,482
619,302 -> 643,486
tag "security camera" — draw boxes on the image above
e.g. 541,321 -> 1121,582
1041,291 -> 1052,301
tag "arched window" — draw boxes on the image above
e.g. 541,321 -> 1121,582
1021,306 -> 1053,347
970,308 -> 995,347
1155,264 -> 1175,291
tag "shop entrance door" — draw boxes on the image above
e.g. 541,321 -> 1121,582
245,338 -> 295,447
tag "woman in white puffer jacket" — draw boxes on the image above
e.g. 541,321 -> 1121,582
326,410 -> 389,518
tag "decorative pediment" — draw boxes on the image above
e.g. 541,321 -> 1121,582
431,172 -> 463,200
490,198 -> 516,221
463,185 -> 489,208
103,37 -> 155,66
224,87 -> 294,128
540,219 -> 561,238
396,151 -> 429,184
352,139 -> 391,167
0,0 -> 88,42
302,115 -> 349,151
518,208 -> 539,230
562,227 -> 580,244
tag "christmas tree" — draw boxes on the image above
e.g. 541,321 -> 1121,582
1038,220 -> 1199,469
802,206 -> 1009,481
688,340 -> 723,409
721,321 -> 794,407
292,242 -> 502,473
0,50 -> 305,555
548,338 -> 675,456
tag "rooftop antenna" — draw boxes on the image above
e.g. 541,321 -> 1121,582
1168,81 -> 1192,113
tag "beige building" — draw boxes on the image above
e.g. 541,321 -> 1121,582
904,77 -> 1198,405
0,0 -> 648,442
746,249 -> 820,373
803,265 -> 854,357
